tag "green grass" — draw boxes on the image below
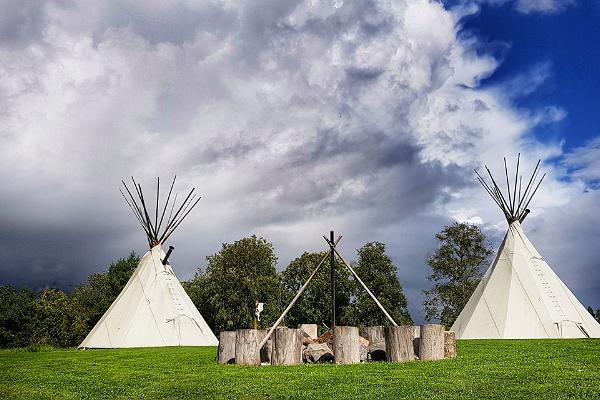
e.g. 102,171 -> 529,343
1,340 -> 599,399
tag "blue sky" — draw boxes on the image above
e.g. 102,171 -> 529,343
458,0 -> 600,151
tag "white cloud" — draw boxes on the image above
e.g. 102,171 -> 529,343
562,137 -> 600,183
0,0 -> 598,320
475,0 -> 575,14
515,0 -> 575,14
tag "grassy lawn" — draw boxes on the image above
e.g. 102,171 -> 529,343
1,340 -> 599,399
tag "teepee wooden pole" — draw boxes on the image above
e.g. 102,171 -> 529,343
512,154 -> 520,213
504,158 -> 513,214
157,175 -> 176,234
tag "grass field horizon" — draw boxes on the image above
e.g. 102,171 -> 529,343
1,339 -> 599,399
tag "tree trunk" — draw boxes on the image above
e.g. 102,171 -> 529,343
385,326 -> 415,362
217,331 -> 236,364
444,331 -> 457,358
298,324 -> 318,340
235,329 -> 261,365
333,326 -> 360,364
271,327 -> 303,365
419,324 -> 445,361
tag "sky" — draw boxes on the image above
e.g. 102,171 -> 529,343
0,0 -> 599,324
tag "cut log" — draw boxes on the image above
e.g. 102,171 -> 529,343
271,327 -> 303,365
444,331 -> 457,358
385,326 -> 415,362
359,336 -> 369,362
368,341 -> 387,361
419,324 -> 445,361
360,326 -> 386,361
303,342 -> 334,363
298,324 -> 318,340
412,326 -> 420,358
235,329 -> 262,365
360,326 -> 385,344
217,331 -> 236,364
333,326 -> 360,364
256,329 -> 272,364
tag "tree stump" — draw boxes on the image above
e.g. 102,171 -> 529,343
298,324 -> 318,340
419,324 -> 445,361
360,326 -> 385,344
360,326 -> 386,361
444,331 -> 457,358
412,325 -> 421,358
217,331 -> 236,364
385,326 -> 415,362
235,329 -> 261,365
271,327 -> 303,365
333,326 -> 360,364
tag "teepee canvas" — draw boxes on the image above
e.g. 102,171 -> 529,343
451,157 -> 600,339
80,177 -> 218,348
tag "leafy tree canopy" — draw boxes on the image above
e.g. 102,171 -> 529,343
423,222 -> 493,328
346,242 -> 412,327
281,251 -> 353,331
188,236 -> 283,334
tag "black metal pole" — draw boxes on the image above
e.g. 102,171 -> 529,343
330,230 -> 335,329
162,246 -> 175,265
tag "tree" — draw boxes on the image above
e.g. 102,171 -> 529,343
423,222 -> 493,328
346,242 -> 412,326
0,286 -> 36,348
588,306 -> 595,317
106,252 -> 139,297
188,236 -> 283,334
281,252 -> 353,331
30,289 -> 74,347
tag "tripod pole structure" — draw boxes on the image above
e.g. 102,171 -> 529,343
330,230 -> 336,329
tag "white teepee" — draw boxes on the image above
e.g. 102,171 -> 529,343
451,157 -> 600,339
79,177 -> 218,348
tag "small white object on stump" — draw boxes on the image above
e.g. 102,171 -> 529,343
419,324 -> 445,361
217,331 -> 236,364
444,331 -> 457,358
235,329 -> 262,365
333,326 -> 360,364
298,324 -> 318,340
271,327 -> 303,365
385,326 -> 415,362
